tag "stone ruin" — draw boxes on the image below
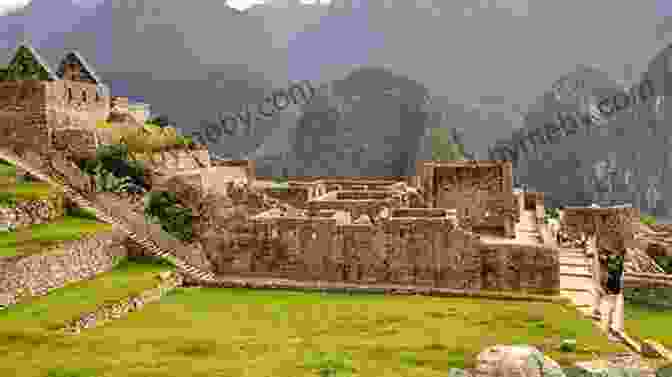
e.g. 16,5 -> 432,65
191,163 -> 560,294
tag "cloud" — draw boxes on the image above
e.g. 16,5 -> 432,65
226,0 -> 331,11
0,0 -> 31,15
226,0 -> 269,11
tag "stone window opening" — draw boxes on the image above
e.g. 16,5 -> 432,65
311,231 -> 317,240
82,89 -> 87,103
67,87 -> 73,103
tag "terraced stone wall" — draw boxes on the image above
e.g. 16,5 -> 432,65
0,194 -> 64,229
0,231 -> 128,308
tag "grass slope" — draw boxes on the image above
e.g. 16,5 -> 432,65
0,259 -> 172,331
0,288 -> 628,377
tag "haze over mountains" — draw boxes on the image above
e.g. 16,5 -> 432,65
1,0 -> 671,172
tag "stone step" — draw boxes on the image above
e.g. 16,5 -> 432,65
560,265 -> 590,275
560,274 -> 593,290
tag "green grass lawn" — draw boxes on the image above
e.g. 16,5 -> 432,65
0,216 -> 113,257
0,162 -> 16,177
0,288 -> 628,377
0,182 -> 60,201
625,301 -> 672,349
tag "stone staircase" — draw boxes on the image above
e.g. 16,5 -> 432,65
558,247 -> 595,311
0,148 -> 217,282
515,210 -> 543,244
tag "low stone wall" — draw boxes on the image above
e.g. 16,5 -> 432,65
478,242 -> 560,294
205,215 -> 560,294
61,271 -> 183,334
0,230 -> 128,307
0,195 -> 64,229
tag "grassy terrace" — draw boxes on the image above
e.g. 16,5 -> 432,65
0,216 -> 113,257
0,258 -> 172,331
625,301 -> 672,349
0,288 -> 628,377
0,182 -> 59,200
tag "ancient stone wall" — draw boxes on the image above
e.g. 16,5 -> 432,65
307,197 -> 401,220
110,96 -> 129,115
439,191 -> 518,236
202,215 -> 559,293
562,206 -> 639,252
137,148 -> 211,173
0,195 -> 64,229
262,187 -> 311,208
478,242 -> 560,294
45,80 -> 110,131
0,81 -> 51,155
52,127 -> 98,161
0,230 -> 128,307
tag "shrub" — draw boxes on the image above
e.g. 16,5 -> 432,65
559,339 -> 577,352
544,207 -> 560,224
79,144 -> 148,190
92,164 -> 133,193
0,192 -> 17,208
105,122 -> 190,154
655,256 -> 672,274
641,215 -> 656,226
65,206 -> 98,220
143,191 -> 193,242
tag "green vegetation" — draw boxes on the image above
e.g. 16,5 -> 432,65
0,216 -> 113,257
64,206 -> 99,220
641,214 -> 656,226
0,258 -> 172,331
655,255 -> 672,274
103,122 -> 194,155
625,300 -> 672,349
79,144 -> 148,190
0,182 -> 61,209
143,191 -> 194,241
431,127 -> 466,161
545,207 -> 561,224
1,45 -> 52,81
0,288 -> 628,377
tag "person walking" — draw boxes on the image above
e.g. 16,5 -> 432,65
599,250 -> 625,341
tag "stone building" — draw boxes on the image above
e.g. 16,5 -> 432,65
415,160 -> 518,237
0,43 -> 150,156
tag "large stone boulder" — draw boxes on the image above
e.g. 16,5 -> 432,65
474,345 -> 564,377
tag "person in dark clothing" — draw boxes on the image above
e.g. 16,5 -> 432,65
605,253 -> 625,295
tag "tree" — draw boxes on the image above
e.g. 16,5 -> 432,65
430,127 -> 465,161
147,114 -> 172,128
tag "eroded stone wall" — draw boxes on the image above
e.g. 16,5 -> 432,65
478,242 -> 560,294
202,215 -> 559,293
46,80 -> 110,131
0,195 -> 64,229
0,230 -> 128,307
562,206 -> 639,252
137,148 -> 211,173
0,81 -> 51,155
52,127 -> 98,161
